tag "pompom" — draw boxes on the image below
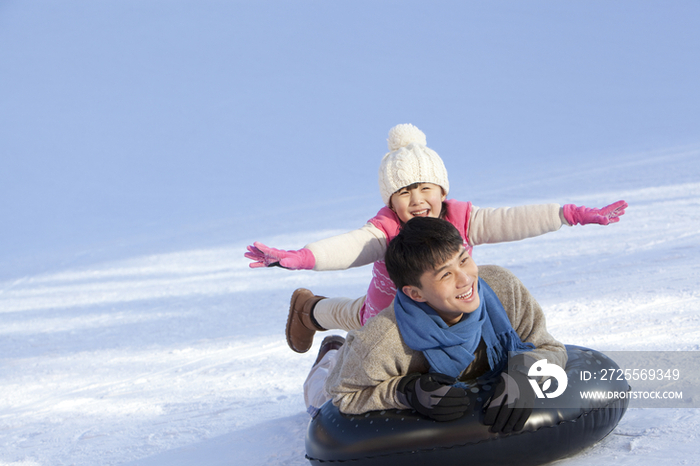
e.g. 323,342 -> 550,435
387,124 -> 427,151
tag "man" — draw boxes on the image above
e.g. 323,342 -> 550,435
307,217 -> 567,433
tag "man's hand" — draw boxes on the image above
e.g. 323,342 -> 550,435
483,353 -> 541,434
397,372 -> 471,422
483,370 -> 535,434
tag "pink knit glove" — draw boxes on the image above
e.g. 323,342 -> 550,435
563,200 -> 628,226
244,242 -> 316,270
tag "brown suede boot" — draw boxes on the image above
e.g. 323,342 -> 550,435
286,288 -> 326,353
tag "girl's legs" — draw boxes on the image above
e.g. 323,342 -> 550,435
313,296 -> 365,331
303,335 -> 345,416
286,290 -> 364,353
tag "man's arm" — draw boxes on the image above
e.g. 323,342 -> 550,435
479,265 -> 567,433
478,265 -> 567,369
324,311 -> 429,414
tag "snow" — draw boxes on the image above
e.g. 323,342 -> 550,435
1,2 -> 700,466
2,146 -> 699,466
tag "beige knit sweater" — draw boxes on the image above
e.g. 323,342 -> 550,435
307,204 -> 568,271
324,265 -> 567,415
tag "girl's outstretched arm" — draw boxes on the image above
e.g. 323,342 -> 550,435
467,200 -> 628,247
245,242 -> 316,270
245,223 -> 387,271
562,200 -> 628,226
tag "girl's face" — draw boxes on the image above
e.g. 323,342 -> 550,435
389,183 -> 446,223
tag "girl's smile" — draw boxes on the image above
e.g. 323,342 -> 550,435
389,183 -> 446,223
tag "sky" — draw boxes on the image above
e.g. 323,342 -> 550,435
1,0 -> 699,274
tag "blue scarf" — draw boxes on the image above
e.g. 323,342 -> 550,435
394,278 -> 534,379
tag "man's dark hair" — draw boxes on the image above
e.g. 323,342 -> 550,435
385,217 -> 464,290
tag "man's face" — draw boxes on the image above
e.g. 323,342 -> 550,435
402,247 -> 480,326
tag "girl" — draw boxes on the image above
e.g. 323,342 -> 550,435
245,124 -> 627,353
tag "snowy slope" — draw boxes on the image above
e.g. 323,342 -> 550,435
1,146 -> 699,466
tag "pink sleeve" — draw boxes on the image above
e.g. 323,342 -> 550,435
367,206 -> 401,241
360,260 -> 397,325
359,207 -> 401,324
445,199 -> 474,254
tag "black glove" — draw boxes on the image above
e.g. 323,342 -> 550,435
483,357 -> 535,434
396,372 -> 470,422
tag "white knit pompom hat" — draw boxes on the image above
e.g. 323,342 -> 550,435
378,123 -> 449,206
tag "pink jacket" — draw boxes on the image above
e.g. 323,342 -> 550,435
362,199 -> 474,324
